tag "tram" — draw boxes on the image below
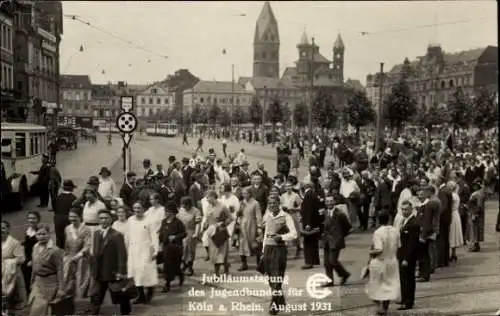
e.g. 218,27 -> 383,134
145,122 -> 178,137
1,122 -> 48,210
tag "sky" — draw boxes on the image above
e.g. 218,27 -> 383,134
60,1 -> 497,86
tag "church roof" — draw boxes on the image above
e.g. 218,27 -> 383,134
334,34 -> 344,48
299,29 -> 309,45
254,1 -> 279,43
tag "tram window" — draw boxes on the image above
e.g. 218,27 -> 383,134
15,133 -> 26,158
30,134 -> 35,156
1,139 -> 12,158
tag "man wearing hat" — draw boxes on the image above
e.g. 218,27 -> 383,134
32,153 -> 51,208
237,160 -> 251,187
142,159 -> 154,183
98,167 -> 117,201
181,157 -> 194,189
53,180 -> 77,248
73,176 -> 111,209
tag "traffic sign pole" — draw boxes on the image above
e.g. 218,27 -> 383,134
118,96 -> 136,175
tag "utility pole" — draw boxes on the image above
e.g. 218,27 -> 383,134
375,62 -> 385,153
53,19 -> 61,132
261,86 -> 267,145
307,37 -> 315,148
230,63 -> 234,139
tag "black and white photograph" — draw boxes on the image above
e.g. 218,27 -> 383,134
1,1 -> 498,315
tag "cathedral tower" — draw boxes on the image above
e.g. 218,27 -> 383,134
253,1 -> 280,78
332,33 -> 344,83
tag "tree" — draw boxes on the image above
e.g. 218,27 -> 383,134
266,96 -> 284,125
293,102 -> 309,128
472,89 -> 498,133
233,105 -> 246,124
345,90 -> 376,136
419,102 -> 449,131
218,107 -> 231,127
447,87 -> 471,132
383,79 -> 417,133
208,103 -> 220,126
158,108 -> 170,122
191,104 -> 204,124
170,104 -> 184,124
248,97 -> 263,129
312,87 -> 337,133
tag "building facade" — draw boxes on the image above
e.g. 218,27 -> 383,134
366,44 -> 498,109
135,84 -> 174,120
60,75 -> 93,118
183,80 -> 255,116
0,6 -> 14,121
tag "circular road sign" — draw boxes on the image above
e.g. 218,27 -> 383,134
116,112 -> 138,133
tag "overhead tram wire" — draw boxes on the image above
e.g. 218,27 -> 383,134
64,14 -> 169,60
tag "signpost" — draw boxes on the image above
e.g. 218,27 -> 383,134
117,96 -> 137,173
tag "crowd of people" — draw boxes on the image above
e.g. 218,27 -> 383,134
2,129 -> 499,316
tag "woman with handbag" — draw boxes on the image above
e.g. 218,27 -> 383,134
236,187 -> 263,271
159,201 -> 187,292
201,190 -> 233,276
260,195 -> 297,315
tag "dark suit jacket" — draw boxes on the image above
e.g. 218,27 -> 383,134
54,192 -> 77,225
249,184 -> 269,214
182,165 -> 194,188
417,200 -> 440,240
374,180 -> 391,211
119,183 -> 134,208
91,228 -> 127,282
438,186 -> 453,225
322,208 -> 351,250
300,189 -> 321,229
238,171 -> 251,187
397,215 -> 420,263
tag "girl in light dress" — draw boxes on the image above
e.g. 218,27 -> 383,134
447,181 -> 464,261
112,207 -> 130,244
366,211 -> 401,316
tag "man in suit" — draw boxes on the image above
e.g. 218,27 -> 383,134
358,171 -> 376,231
238,161 -> 252,187
32,153 -> 51,207
321,195 -> 351,286
119,172 -> 137,209
142,159 -> 155,184
181,157 -> 194,189
437,177 -> 452,267
397,201 -> 420,310
300,182 -> 321,269
373,172 -> 392,227
416,186 -> 440,282
249,173 -> 269,216
89,209 -> 131,315
53,180 -> 77,248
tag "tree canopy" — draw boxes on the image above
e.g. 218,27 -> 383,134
293,102 -> 308,128
344,90 -> 376,135
266,96 -> 284,125
312,87 -> 337,129
248,97 -> 263,127
447,87 -> 471,131
383,79 -> 417,132
472,89 -> 498,132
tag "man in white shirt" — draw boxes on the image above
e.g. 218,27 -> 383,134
98,167 -> 117,200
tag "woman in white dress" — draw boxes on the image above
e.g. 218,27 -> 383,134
145,193 -> 165,233
447,181 -> 464,261
127,202 -> 160,304
366,211 -> 401,316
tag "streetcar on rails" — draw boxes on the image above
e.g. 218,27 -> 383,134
1,122 -> 48,211
145,122 -> 178,137
97,123 -> 121,134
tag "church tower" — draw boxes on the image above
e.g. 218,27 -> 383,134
253,1 -> 280,78
332,33 -> 345,83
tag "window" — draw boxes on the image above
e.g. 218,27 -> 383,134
75,92 -> 81,100
164,97 -> 169,104
1,138 -> 12,158
449,80 -> 454,88
30,133 -> 40,156
15,133 -> 26,158
207,96 -> 211,102
141,97 -> 145,104
151,88 -> 157,94
200,97 -> 204,103
149,98 -> 153,104
440,81 -> 445,89
262,52 -> 266,59
157,98 -> 161,104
